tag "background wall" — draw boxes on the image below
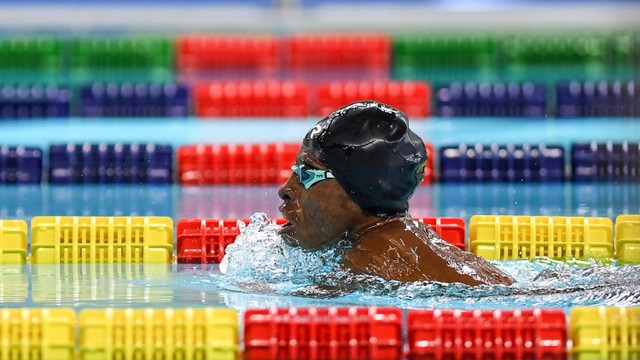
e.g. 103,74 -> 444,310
1,0 -> 639,32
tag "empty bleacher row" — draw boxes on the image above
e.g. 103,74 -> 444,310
1,142 -> 638,184
1,214 -> 638,264
1,33 -> 638,75
0,305 -> 636,360
1,32 -> 639,118
1,80 -> 639,118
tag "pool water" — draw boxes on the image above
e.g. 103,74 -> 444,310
1,182 -> 638,225
1,182 -> 639,314
0,117 -> 639,315
2,244 -> 639,313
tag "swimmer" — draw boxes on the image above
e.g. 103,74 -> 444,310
278,101 -> 514,287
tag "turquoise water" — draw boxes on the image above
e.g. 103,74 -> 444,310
0,183 -> 637,227
1,117 -> 639,149
1,117 -> 639,314
2,248 -> 639,313
0,183 -> 639,313
1,183 -> 638,229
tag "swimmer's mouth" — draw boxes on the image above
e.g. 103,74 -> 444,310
280,221 -> 292,229
276,209 -> 294,230
278,203 -> 294,226
276,216 -> 298,246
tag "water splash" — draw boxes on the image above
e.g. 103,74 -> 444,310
219,212 -> 343,286
213,212 -> 640,311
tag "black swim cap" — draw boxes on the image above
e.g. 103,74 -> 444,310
303,101 -> 427,217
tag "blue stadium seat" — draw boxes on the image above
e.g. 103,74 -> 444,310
556,81 -> 583,117
571,142 -> 639,182
557,81 -> 638,117
48,144 -> 173,184
80,83 -> 189,117
435,82 -> 546,117
0,84 -> 70,119
439,144 -> 565,182
0,146 -> 42,184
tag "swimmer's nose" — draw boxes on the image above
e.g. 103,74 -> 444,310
278,173 -> 297,201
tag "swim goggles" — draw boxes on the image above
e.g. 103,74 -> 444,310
291,164 -> 335,189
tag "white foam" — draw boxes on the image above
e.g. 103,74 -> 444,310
219,212 -> 342,284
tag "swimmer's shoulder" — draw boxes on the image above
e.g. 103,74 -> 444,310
398,217 -> 457,249
397,217 -> 516,286
351,216 -> 440,253
342,219 -> 425,280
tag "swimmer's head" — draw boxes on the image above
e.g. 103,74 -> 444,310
302,100 -> 427,217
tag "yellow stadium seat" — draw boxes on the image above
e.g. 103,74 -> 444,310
470,215 -> 614,260
570,306 -> 640,360
0,308 -> 76,360
30,216 -> 174,264
79,308 -> 238,360
615,214 -> 640,264
0,219 -> 28,264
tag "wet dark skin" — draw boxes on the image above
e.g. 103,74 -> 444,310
278,147 -> 515,287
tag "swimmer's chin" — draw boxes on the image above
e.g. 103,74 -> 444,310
278,224 -> 326,251
278,223 -> 300,247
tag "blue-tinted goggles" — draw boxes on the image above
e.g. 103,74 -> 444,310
291,164 -> 335,189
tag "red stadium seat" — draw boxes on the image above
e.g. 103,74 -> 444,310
316,81 -> 431,118
407,308 -> 567,360
176,34 -> 278,72
283,33 -> 391,72
193,81 -> 309,117
178,143 -> 299,185
177,218 -> 247,264
415,217 -> 466,250
244,307 -> 402,360
177,218 -> 287,264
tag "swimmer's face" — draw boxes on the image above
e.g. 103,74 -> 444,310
278,147 -> 363,250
